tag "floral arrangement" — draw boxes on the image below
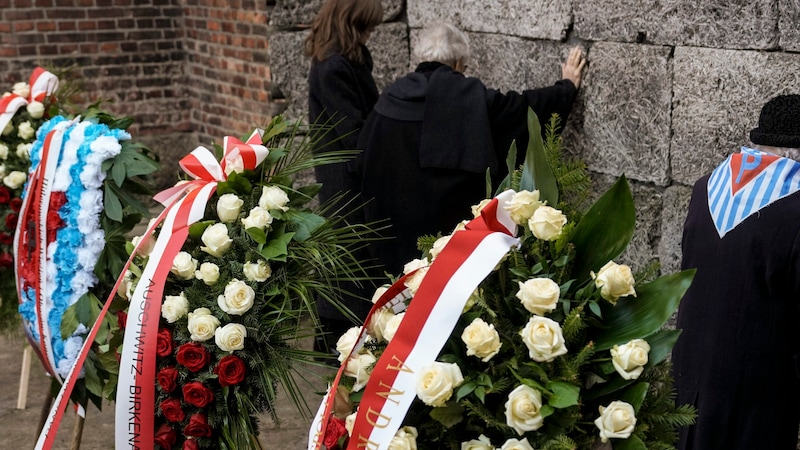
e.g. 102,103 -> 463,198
113,116 -> 380,449
318,112 -> 697,450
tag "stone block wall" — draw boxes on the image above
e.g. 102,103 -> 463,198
270,0 -> 800,277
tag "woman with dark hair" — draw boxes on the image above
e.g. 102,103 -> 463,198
304,0 -> 383,356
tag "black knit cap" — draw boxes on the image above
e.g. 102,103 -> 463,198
750,94 -> 800,148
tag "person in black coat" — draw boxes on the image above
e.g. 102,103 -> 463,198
672,94 -> 800,449
354,22 -> 586,276
304,0 -> 383,354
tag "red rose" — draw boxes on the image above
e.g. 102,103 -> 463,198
0,253 -> 12,268
157,367 -> 179,393
5,213 -> 17,231
183,440 -> 199,450
0,232 -> 11,245
157,328 -> 174,358
117,311 -> 128,331
159,398 -> 185,423
214,355 -> 246,386
322,416 -> 348,450
0,186 -> 9,204
176,343 -> 210,372
182,381 -> 215,408
9,198 -> 21,212
183,413 -> 212,438
154,423 -> 177,449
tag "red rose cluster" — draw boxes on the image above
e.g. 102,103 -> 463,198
0,185 -> 21,269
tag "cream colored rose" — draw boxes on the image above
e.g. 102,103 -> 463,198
499,438 -> 534,450
452,220 -> 469,233
217,279 -> 255,315
243,260 -> 271,282
161,292 -> 189,323
335,326 -> 363,363
215,323 -> 247,352
241,206 -> 273,231
12,82 -> 30,98
2,121 -> 13,136
3,170 -> 26,189
461,317 -> 502,362
504,190 -> 544,225
345,411 -> 357,436
224,154 -> 244,176
520,315 -> 568,362
516,277 -> 560,316
528,205 -> 567,241
367,307 -> 394,342
591,261 -> 637,303
200,223 -> 232,257
471,198 -> 492,218
344,351 -> 377,392
195,262 -> 220,285
187,307 -> 220,342
0,163 -> 6,178
131,234 -> 155,257
371,285 -> 389,303
216,193 -> 243,223
0,143 -> 8,160
415,361 -> 464,407
383,312 -> 404,342
429,234 -> 452,260
461,434 -> 494,450
170,251 -> 197,280
594,401 -> 637,442
504,384 -> 544,435
259,185 -> 290,211
16,142 -> 32,159
17,121 -> 35,140
26,101 -> 45,119
388,426 -> 418,450
403,258 -> 430,295
611,339 -> 650,380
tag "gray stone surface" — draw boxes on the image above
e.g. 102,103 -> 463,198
659,184 -> 692,275
407,0 -> 572,41
270,0 -> 404,28
578,43 -> 672,186
779,0 -> 800,51
575,0 -> 779,50
671,46 -> 800,185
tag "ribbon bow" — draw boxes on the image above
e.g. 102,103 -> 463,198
0,67 -> 59,133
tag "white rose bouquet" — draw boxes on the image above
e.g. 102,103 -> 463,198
322,112 -> 697,449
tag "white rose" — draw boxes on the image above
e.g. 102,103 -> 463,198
528,205 -> 567,241
26,101 -> 45,119
371,285 -> 389,303
335,326 -> 363,363
471,198 -> 492,218
224,154 -> 244,176
383,312 -> 404,342
429,234 -> 452,260
243,260 -> 271,282
2,121 -> 13,135
403,258 -> 430,295
452,219 -> 469,233
217,279 -> 255,315
131,234 -> 155,257
345,412 -> 357,436
516,277 -> 560,316
594,401 -> 637,442
187,307 -> 220,342
0,163 -> 6,178
461,434 -> 494,450
504,384 -> 544,435
520,315 -> 568,362
16,142 -> 32,159
611,339 -> 650,380
117,270 -> 132,299
591,260 -> 637,303
12,82 -> 30,98
388,426 -> 418,450
170,251 -> 197,280
215,323 -> 247,352
216,193 -> 243,223
344,351 -> 377,392
367,307 -> 395,342
259,185 -> 290,211
161,292 -> 189,323
3,171 -> 26,189
461,317 -> 502,362
504,190 -> 544,225
241,206 -> 273,231
200,223 -> 232,257
499,438 -> 534,450
17,121 -> 35,140
415,361 -> 464,407
0,143 -> 8,160
195,262 -> 220,285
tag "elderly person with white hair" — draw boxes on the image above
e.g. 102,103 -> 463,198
355,22 -> 585,276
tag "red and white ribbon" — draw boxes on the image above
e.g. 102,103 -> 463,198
309,190 -> 520,450
34,129 -> 268,450
0,67 -> 59,133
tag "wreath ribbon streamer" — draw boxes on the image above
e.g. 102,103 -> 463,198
0,67 -> 59,133
33,130 -> 268,450
309,190 -> 520,450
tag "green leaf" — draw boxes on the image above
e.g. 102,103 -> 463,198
546,380 -> 580,408
644,328 -> 682,367
592,269 -> 695,351
288,211 -> 326,242
614,434 -> 647,450
260,229 -> 295,262
520,108 -> 558,206
246,226 -> 268,245
103,183 -> 123,222
570,175 -> 635,284
620,381 -> 649,412
429,402 -> 464,428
